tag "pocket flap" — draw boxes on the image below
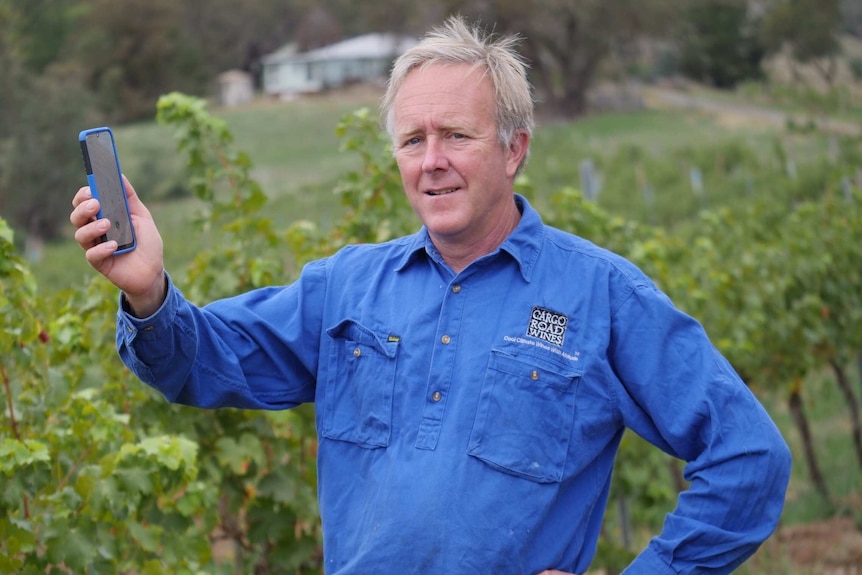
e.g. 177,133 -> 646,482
490,350 -> 581,392
326,319 -> 399,358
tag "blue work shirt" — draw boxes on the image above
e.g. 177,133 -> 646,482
118,195 -> 791,574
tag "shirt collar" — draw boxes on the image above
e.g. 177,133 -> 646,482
394,194 -> 543,282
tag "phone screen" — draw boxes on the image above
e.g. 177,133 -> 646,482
80,128 -> 135,252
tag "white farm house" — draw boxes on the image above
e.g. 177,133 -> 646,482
262,33 -> 417,97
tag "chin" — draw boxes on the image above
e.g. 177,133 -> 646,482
426,221 -> 470,241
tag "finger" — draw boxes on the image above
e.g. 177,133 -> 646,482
74,217 -> 109,249
121,174 -> 135,199
121,175 -> 150,215
71,186 -> 93,209
70,197 -> 101,229
84,240 -> 118,271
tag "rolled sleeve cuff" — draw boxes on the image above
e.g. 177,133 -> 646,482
622,547 -> 676,575
117,271 -> 177,346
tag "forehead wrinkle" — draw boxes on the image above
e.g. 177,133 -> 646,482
394,65 -> 495,138
396,104 -> 473,136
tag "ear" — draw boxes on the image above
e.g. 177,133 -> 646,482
505,130 -> 530,178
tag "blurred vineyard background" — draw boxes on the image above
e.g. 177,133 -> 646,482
2,1 -> 862,573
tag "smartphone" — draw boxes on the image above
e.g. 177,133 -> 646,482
78,127 -> 136,254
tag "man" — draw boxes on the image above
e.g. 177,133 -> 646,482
71,16 -> 791,575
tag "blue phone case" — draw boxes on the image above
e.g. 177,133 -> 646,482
79,127 -> 136,254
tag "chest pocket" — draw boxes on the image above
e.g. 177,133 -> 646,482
467,350 -> 580,483
322,320 -> 399,448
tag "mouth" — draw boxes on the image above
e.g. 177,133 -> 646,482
425,187 -> 460,196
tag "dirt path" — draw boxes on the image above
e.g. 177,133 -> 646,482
642,85 -> 862,137
584,517 -> 862,575
749,516 -> 862,574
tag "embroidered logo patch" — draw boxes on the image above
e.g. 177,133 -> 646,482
526,306 -> 568,346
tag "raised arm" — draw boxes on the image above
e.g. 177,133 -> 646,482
70,175 -> 166,316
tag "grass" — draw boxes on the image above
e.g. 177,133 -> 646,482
216,94 -> 373,194
113,86 -> 383,199
528,109 -> 752,208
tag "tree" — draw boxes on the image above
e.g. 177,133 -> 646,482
70,0 -> 209,122
441,0 -> 682,116
180,0 -> 304,85
316,0 -> 445,36
0,62 -> 100,247
294,7 -> 344,51
762,0 -> 844,87
842,0 -> 862,37
677,0 -> 766,88
0,1 -> 100,247
3,0 -> 79,74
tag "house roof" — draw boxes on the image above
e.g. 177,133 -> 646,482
264,33 -> 417,64
263,42 -> 299,63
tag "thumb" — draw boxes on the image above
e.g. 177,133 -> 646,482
121,174 -> 151,217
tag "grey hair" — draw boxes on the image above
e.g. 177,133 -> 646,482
381,15 -> 534,172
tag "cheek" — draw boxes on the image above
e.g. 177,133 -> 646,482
395,157 -> 417,185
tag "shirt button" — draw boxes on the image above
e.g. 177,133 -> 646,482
353,348 -> 361,357
441,335 -> 451,345
432,391 -> 443,402
451,284 -> 462,294
530,370 -> 540,380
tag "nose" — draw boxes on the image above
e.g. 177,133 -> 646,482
421,137 -> 449,173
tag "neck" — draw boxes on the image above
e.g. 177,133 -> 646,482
434,202 -> 522,274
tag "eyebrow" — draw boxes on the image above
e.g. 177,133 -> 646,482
397,119 -> 475,140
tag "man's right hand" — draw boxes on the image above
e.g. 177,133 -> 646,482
70,175 -> 166,317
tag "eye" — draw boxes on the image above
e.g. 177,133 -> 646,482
403,136 -> 422,147
451,133 -> 466,140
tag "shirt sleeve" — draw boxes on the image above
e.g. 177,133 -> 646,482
116,264 -> 327,410
608,283 -> 792,574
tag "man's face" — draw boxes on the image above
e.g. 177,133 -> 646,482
392,63 -> 527,251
